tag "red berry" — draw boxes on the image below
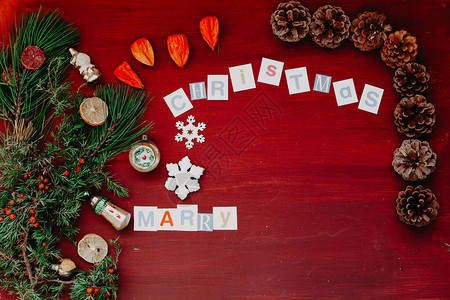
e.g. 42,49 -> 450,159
86,287 -> 94,294
5,208 -> 11,215
0,217 -> 3,222
12,192 -> 16,196
44,178 -> 49,184
63,170 -> 69,177
108,268 -> 115,274
29,209 -> 36,214
28,171 -> 32,175
8,200 -> 15,206
44,185 -> 49,190
29,216 -> 36,224
38,175 -> 43,180
42,242 -> 47,247
9,214 -> 16,220
19,193 -> 24,199
38,183 -> 45,190
24,174 -> 28,179
79,158 -> 85,165
94,288 -> 100,295
105,291 -> 111,298
75,166 -> 81,172
33,222 -> 39,228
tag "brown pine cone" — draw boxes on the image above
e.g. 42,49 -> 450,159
396,185 -> 439,227
394,95 -> 436,138
392,139 -> 437,181
393,63 -> 430,97
381,30 -> 418,69
1,66 -> 18,85
270,1 -> 311,42
350,11 -> 392,51
309,5 -> 350,49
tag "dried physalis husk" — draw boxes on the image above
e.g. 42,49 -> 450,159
200,16 -> 219,50
167,34 -> 190,68
114,61 -> 144,88
131,38 -> 155,66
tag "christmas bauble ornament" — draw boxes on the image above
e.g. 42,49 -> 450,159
77,233 -> 108,264
129,134 -> 161,172
69,48 -> 102,84
89,194 -> 131,231
50,258 -> 76,278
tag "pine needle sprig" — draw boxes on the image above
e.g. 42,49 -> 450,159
90,83 -> 153,157
0,6 -> 79,140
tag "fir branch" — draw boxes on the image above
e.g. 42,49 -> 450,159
0,250 -> 14,262
70,239 -> 121,300
37,279 -> 72,285
20,228 -> 34,283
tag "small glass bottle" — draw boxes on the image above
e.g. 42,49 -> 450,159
50,258 -> 76,279
129,134 -> 160,172
90,195 -> 131,231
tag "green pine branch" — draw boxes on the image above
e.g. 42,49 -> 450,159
0,6 -> 79,142
0,8 -> 154,300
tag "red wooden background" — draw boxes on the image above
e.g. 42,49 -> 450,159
1,0 -> 450,299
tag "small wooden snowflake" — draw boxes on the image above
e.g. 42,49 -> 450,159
164,156 -> 204,200
175,115 -> 206,149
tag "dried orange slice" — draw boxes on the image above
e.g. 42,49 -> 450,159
79,97 -> 108,126
77,233 -> 108,264
21,45 -> 45,70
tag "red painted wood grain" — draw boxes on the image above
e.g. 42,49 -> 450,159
1,0 -> 450,299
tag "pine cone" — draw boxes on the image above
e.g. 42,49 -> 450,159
396,185 -> 439,227
394,95 -> 436,138
309,5 -> 350,49
1,66 -> 18,85
392,139 -> 437,181
350,11 -> 392,51
393,63 -> 430,97
381,30 -> 418,69
270,1 -> 311,42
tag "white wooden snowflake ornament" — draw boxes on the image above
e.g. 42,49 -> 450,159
175,115 -> 206,149
165,156 -> 204,200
